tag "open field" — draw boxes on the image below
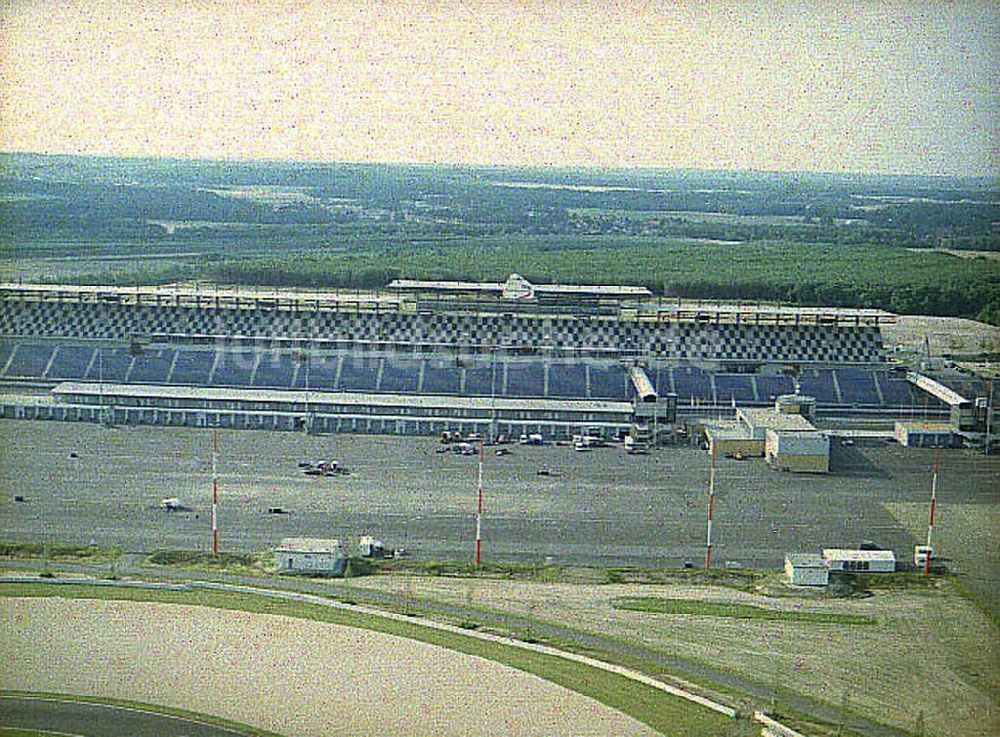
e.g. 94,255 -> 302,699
0,587 -> 739,737
334,573 -> 999,737
881,315 -> 1000,356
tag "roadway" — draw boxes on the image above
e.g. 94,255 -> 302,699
0,695 -> 256,737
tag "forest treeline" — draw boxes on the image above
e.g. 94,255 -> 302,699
4,154 -> 998,324
84,240 -> 1000,325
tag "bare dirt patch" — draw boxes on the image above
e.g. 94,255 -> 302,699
882,315 -> 1000,356
0,597 -> 657,737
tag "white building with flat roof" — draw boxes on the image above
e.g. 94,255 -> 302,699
823,548 -> 896,573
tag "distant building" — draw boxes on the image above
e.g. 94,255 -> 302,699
774,393 -> 817,422
766,429 -> 830,473
702,396 -> 829,473
704,421 -> 762,458
276,538 -> 347,574
784,554 -> 830,586
823,548 -> 896,573
893,420 -> 955,448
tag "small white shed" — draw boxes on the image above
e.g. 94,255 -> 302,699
784,554 -> 830,586
823,548 -> 896,573
276,538 -> 347,574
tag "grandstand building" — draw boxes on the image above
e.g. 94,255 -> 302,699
0,276 -> 990,438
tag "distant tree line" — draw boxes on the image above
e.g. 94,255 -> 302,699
66,239 -> 1000,326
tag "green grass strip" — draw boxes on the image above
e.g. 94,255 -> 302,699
1,583 -> 744,736
0,689 -> 284,736
613,596 -> 876,625
0,542 -> 120,564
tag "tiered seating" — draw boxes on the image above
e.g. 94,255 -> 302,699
379,358 -> 421,393
0,342 -> 14,372
1,296 -> 890,365
939,376 -> 990,400
83,347 -> 132,382
4,343 -> 54,377
796,369 -> 839,403
169,350 -> 215,385
128,348 -> 176,384
672,367 -> 713,402
253,352 -> 297,389
45,344 -> 95,380
210,349 -> 257,387
876,372 -> 917,405
650,365 -> 671,396
756,375 -> 795,400
462,364 -> 497,397
301,355 -> 341,391
505,361 -> 545,398
837,368 -> 880,405
421,358 -> 462,395
547,362 -> 587,399
588,364 -> 628,400
713,374 -> 756,404
337,356 -> 379,392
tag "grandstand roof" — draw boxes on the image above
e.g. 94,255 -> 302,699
0,282 -> 400,306
906,372 -> 969,406
51,382 -> 633,414
387,277 -> 652,297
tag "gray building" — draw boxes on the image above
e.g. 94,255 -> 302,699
276,538 -> 347,574
784,554 -> 830,586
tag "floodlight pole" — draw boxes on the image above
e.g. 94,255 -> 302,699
924,452 -> 938,575
475,438 -> 484,566
705,444 -> 716,570
212,427 -> 219,555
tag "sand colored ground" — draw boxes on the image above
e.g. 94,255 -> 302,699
881,315 -> 999,355
339,576 -> 1000,737
0,597 -> 658,737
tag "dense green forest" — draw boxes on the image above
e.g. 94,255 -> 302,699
74,239 -> 1000,324
2,153 -> 998,323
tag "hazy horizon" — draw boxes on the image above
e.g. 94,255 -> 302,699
1,1 -> 997,178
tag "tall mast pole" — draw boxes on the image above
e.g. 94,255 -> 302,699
476,437 -> 483,566
705,444 -> 716,570
212,427 -> 219,555
924,452 -> 938,575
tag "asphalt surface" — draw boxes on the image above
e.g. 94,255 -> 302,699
4,420 -> 995,568
0,695 -> 256,737
3,419 -> 997,610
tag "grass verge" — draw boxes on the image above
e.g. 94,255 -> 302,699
0,582 -> 747,737
374,558 -> 769,588
142,550 -> 376,578
612,596 -> 876,625
0,542 -> 120,565
0,690 -> 285,736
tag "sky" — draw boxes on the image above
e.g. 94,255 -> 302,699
0,0 -> 997,177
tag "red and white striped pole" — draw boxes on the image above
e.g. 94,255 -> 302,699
705,444 -> 716,570
475,437 -> 483,566
924,453 -> 939,575
211,427 -> 218,555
